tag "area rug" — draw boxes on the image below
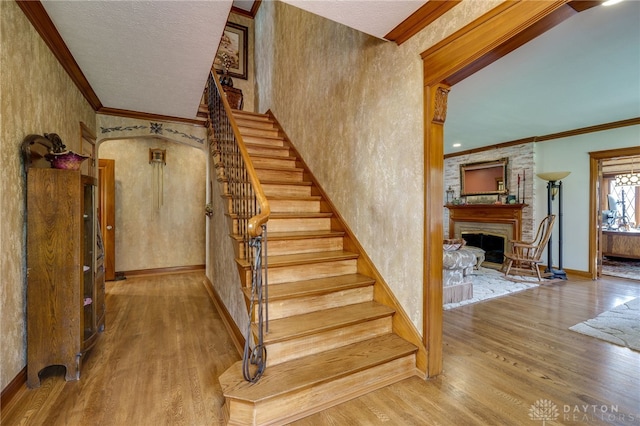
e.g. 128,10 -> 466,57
569,297 -> 640,352
602,257 -> 640,281
444,267 -> 546,310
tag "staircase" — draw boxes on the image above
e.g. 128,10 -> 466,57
216,110 -> 422,425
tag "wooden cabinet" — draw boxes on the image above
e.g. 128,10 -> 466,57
602,230 -> 640,260
26,168 -> 105,388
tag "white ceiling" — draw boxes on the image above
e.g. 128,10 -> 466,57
40,0 -> 639,151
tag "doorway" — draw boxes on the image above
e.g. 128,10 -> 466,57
98,159 -> 116,281
589,147 -> 640,280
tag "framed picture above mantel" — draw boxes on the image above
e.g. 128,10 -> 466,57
213,22 -> 248,80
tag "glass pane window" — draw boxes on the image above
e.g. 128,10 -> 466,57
609,180 -> 638,228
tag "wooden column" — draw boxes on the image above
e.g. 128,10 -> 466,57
423,83 -> 449,377
420,0 -> 571,377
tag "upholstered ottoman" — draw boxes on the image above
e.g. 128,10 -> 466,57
463,246 -> 486,269
443,248 -> 476,303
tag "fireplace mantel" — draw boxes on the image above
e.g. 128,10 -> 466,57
446,204 -> 528,242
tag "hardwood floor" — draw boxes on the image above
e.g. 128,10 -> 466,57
2,272 -> 639,425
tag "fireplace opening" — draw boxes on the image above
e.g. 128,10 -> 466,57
462,232 -> 506,264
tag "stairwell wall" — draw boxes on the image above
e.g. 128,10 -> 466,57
253,0 -> 501,333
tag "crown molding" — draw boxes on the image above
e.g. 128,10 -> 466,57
445,117 -> 640,159
385,1 -> 461,45
98,107 -> 205,127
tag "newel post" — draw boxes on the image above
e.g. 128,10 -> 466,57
423,82 -> 449,377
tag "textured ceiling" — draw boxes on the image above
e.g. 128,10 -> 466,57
41,1 -> 231,119
39,0 -> 638,152
445,1 -> 640,154
280,0 -> 426,38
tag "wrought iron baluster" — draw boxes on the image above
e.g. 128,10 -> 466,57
206,72 -> 269,382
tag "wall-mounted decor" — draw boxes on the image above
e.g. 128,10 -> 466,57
149,148 -> 166,210
214,22 -> 248,80
460,158 -> 509,197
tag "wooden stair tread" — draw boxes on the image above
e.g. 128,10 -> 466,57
267,195 -> 322,201
248,273 -> 375,300
270,212 -> 332,218
261,179 -> 312,186
268,230 -> 344,240
232,110 -> 270,120
267,250 -> 358,267
254,165 -> 304,173
249,153 -> 297,162
237,250 -> 358,269
220,334 -> 416,402
260,301 -> 394,344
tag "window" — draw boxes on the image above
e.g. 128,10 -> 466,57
608,180 -> 639,228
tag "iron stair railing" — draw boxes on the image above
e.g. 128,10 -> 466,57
206,72 -> 270,382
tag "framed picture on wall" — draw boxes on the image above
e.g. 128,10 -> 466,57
213,22 -> 248,80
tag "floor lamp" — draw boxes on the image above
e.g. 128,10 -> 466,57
537,171 -> 571,280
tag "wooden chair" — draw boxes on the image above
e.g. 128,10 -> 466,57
503,214 -> 556,281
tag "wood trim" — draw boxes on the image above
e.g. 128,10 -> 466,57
231,0 -> 262,18
564,268 -> 592,278
423,83 -> 448,377
567,1 -> 602,12
16,0 -> 102,111
1,368 -> 27,412
202,277 -> 244,356
385,1 -> 461,45
265,110 -> 429,376
443,4 -> 578,86
445,117 -> 640,159
421,1 -> 571,86
421,1 -> 573,377
119,265 -> 205,278
97,107 -> 205,127
588,146 -> 640,280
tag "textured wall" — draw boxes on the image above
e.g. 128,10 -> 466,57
444,144 -> 537,242
0,1 -> 96,390
254,0 -> 501,332
206,148 -> 248,338
99,138 -> 206,272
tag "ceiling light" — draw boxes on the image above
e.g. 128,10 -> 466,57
453,143 -> 461,148
615,172 -> 640,186
603,0 -> 624,6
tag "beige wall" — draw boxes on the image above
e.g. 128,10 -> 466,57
0,1 -> 96,390
253,1 -> 501,332
99,137 -> 206,272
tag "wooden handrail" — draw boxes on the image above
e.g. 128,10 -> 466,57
209,73 -> 270,237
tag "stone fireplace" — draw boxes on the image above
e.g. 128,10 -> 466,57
446,204 -> 527,266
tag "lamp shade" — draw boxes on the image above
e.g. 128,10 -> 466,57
536,171 -> 571,182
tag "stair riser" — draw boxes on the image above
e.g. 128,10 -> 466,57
245,259 -> 358,285
255,169 -> 304,182
262,184 -> 311,197
225,355 -> 417,426
268,199 -> 321,214
267,237 -> 343,256
237,127 -> 280,138
265,317 -> 392,366
246,145 -> 290,158
251,157 -> 297,169
241,135 -> 285,148
234,118 -> 276,130
254,286 -> 372,321
267,217 -> 331,233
